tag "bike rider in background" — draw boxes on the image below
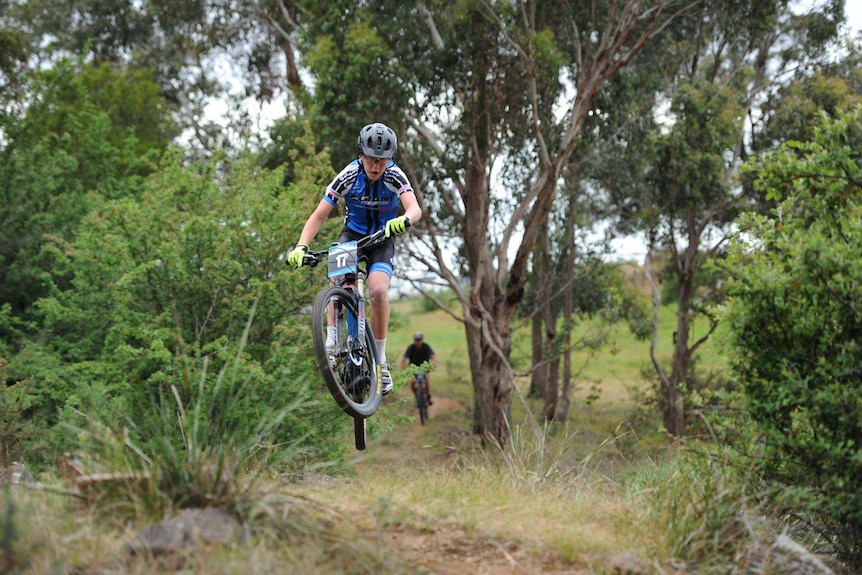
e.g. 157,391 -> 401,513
287,123 -> 422,395
399,332 -> 437,405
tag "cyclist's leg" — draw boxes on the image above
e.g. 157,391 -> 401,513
363,239 -> 395,355
367,269 -> 391,343
364,240 -> 395,394
367,269 -> 393,393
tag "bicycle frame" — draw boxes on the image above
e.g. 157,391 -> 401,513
326,241 -> 367,365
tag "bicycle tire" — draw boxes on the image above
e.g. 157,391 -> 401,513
416,381 -> 429,425
311,286 -> 382,418
353,416 -> 367,450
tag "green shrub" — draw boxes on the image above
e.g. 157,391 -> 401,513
723,107 -> 862,565
5,131 -> 349,467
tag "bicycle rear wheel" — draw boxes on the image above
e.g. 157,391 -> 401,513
311,286 -> 381,418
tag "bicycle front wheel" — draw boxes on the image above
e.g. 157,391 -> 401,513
311,286 -> 382,418
416,383 -> 429,425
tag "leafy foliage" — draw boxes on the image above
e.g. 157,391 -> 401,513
6,127 -> 351,465
723,107 -> 862,561
0,58 -> 172,323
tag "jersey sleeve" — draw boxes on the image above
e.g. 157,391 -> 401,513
384,164 -> 415,196
325,161 -> 361,205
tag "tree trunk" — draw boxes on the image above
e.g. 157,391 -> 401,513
543,339 -> 559,422
665,259 -> 692,437
663,205 -> 700,437
537,222 -> 559,420
541,288 -> 559,422
460,132 -> 515,444
465,288 -> 513,443
554,202 -> 577,423
530,234 -> 549,399
530,313 -> 545,398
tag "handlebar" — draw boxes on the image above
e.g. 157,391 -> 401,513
296,228 -> 394,268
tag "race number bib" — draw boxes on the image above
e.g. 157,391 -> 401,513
328,241 -> 359,278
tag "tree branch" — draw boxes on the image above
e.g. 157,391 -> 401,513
417,3 -> 445,50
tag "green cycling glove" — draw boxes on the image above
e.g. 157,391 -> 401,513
385,216 -> 410,238
287,244 -> 308,268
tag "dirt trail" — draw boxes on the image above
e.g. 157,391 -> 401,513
382,521 -> 587,575
339,393 -> 594,575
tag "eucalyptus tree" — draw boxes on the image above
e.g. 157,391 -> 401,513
598,0 -> 848,437
528,62 -> 662,422
753,41 -> 862,153
408,0 -> 714,443
295,0 -> 701,444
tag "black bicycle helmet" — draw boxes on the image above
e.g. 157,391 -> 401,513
357,123 -> 398,158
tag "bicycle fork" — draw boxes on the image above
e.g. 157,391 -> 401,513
330,275 -> 368,368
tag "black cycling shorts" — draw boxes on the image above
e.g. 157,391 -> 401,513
337,227 -> 396,277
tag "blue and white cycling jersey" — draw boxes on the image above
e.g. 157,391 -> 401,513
324,159 -> 415,235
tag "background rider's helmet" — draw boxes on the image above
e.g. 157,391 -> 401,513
357,123 -> 398,158
413,332 -> 424,340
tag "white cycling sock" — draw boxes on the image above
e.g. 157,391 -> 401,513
326,325 -> 337,349
376,338 -> 387,364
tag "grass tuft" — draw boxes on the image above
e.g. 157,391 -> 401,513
629,448 -> 797,573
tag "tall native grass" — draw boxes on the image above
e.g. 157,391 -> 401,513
60,297 -> 318,521
629,444 -> 845,574
0,487 -> 31,575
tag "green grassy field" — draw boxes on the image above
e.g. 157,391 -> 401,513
385,294 -> 728,437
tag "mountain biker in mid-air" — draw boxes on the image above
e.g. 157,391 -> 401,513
287,122 -> 422,395
399,332 -> 437,405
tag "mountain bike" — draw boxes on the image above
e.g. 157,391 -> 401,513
414,371 -> 430,426
296,230 -> 389,450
